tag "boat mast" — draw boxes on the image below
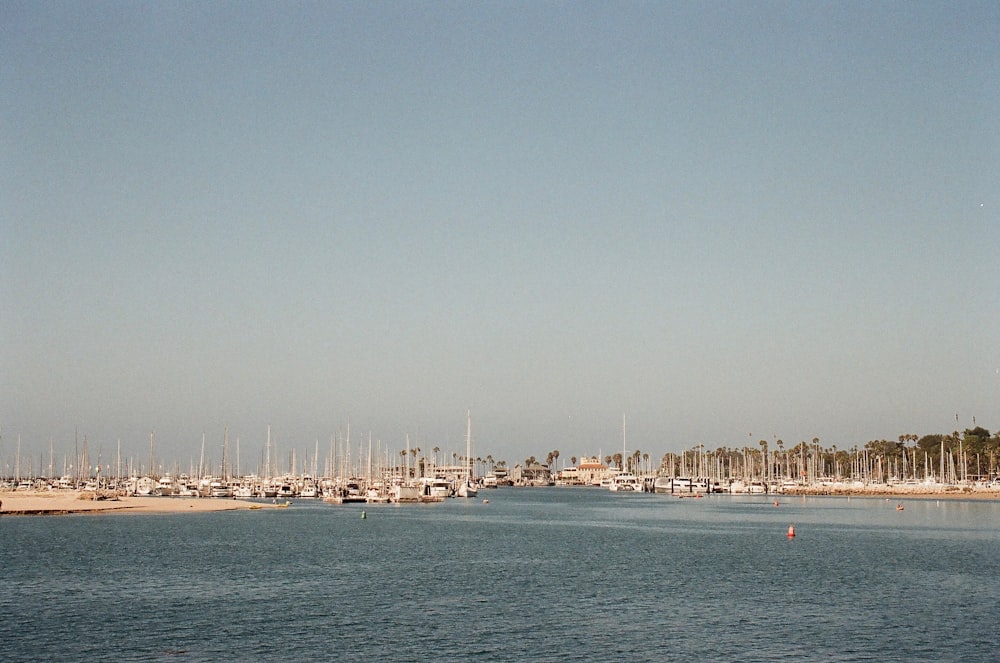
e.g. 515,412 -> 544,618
466,410 -> 473,481
266,425 -> 272,479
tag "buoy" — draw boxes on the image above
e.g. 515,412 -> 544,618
787,524 -> 795,538
482,499 -> 489,504
774,500 -> 779,507
361,510 -> 366,519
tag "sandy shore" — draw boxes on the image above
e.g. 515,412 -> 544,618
0,490 -> 287,516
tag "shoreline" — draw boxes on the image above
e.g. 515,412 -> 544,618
0,490 -> 285,516
777,486 -> 1000,500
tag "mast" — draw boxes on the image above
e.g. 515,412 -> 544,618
199,433 -> 206,479
466,410 -> 473,481
622,413 -> 627,471
222,426 -> 230,481
265,425 -> 272,479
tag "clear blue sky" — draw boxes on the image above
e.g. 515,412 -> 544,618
3,2 -> 998,473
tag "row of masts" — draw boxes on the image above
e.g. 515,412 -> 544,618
0,421 -> 481,485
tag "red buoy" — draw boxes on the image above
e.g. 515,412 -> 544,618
787,524 -> 795,538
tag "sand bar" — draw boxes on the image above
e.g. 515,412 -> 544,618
0,490 -> 286,516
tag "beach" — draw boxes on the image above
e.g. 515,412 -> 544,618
0,490 -> 280,516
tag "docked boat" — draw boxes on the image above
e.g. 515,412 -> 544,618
157,475 -> 177,496
652,476 -> 673,494
299,478 -> 318,498
609,473 -> 642,492
209,479 -> 233,498
422,477 -> 454,498
456,410 -> 478,498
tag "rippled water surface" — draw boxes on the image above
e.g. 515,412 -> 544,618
2,489 -> 998,661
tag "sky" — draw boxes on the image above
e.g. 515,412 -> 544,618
2,1 -> 999,474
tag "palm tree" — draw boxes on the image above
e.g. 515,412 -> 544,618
411,447 -> 420,478
759,440 -> 768,482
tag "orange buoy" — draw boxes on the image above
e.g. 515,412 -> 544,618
787,524 -> 795,538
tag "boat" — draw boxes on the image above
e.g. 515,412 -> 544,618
456,410 -> 478,498
208,479 -> 233,498
134,476 -> 155,496
157,475 -> 177,496
422,477 -> 454,498
610,473 -> 642,492
609,415 -> 642,492
653,476 -> 674,494
299,477 -> 318,498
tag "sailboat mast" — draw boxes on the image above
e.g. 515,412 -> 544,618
466,410 -> 473,480
622,413 -> 626,471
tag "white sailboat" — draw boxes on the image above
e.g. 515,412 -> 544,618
456,410 -> 478,498
609,413 -> 641,492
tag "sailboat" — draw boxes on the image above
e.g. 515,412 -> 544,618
456,410 -> 478,498
609,413 -> 642,492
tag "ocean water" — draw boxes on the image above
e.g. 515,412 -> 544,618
2,489 -> 998,662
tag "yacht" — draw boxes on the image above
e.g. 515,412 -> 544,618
609,473 -> 642,492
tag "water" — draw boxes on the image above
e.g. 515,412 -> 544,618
2,489 -> 998,661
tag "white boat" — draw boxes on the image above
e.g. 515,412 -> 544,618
456,410 -> 478,498
157,475 -> 177,496
610,473 -> 642,492
609,415 -> 642,492
653,476 -> 673,494
177,482 -> 200,497
134,476 -> 155,496
422,477 -> 454,498
209,479 -> 233,498
654,477 -> 707,494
